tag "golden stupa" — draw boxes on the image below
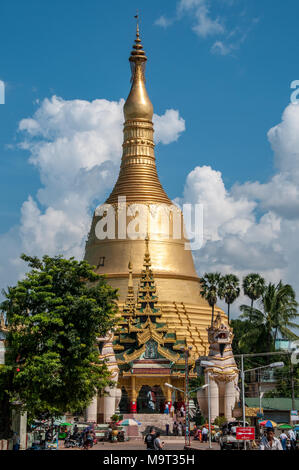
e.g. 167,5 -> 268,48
84,24 -> 225,415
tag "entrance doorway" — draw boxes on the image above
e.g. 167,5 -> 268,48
119,386 -> 129,414
137,385 -> 166,413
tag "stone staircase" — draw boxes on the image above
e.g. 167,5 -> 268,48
124,413 -> 175,436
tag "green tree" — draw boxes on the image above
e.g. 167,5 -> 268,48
242,273 -> 265,322
240,281 -> 298,351
0,254 -> 118,438
200,272 -> 221,325
218,274 -> 240,324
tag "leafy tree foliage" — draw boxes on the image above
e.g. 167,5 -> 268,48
242,273 -> 265,321
240,281 -> 298,351
0,254 -> 118,437
200,272 -> 221,325
218,274 -> 240,324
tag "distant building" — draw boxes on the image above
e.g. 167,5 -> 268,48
247,367 -> 278,397
246,397 -> 299,424
275,339 -> 293,351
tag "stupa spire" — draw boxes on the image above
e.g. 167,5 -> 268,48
106,23 -> 170,205
124,22 -> 153,122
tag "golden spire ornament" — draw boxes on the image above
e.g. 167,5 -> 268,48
106,21 -> 170,204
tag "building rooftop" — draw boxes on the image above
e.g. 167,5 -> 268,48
246,397 -> 299,411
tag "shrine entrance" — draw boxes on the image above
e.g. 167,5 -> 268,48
137,385 -> 166,414
119,386 -> 129,414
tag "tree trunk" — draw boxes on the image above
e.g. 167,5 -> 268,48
0,393 -> 12,439
211,304 -> 215,326
250,298 -> 254,322
227,303 -> 230,325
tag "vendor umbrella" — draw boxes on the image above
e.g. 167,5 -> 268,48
202,424 -> 215,430
278,424 -> 293,430
53,420 -> 72,426
117,418 -> 141,426
259,420 -> 277,428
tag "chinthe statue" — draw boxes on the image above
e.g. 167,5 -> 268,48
197,313 -> 240,422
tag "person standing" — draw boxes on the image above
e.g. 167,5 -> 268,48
12,432 -> 20,451
173,421 -> 178,436
165,423 -> 169,436
154,432 -> 164,450
288,429 -> 296,450
279,431 -> 288,451
144,427 -> 156,450
260,428 -> 283,450
202,426 -> 208,443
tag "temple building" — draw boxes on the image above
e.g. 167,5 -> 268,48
84,24 -> 229,420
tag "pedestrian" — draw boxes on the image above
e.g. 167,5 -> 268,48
202,426 -> 208,443
231,422 -> 237,435
144,426 -> 156,450
173,421 -> 178,436
164,403 -> 169,414
83,431 -> 93,449
154,432 -> 164,450
170,404 -> 175,418
12,432 -> 20,451
279,431 -> 288,451
178,422 -> 183,436
288,429 -> 296,451
260,427 -> 283,450
180,405 -> 184,418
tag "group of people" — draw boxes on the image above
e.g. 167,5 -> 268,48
144,427 -> 164,450
172,421 -> 185,436
65,425 -> 95,449
193,425 -> 210,442
260,427 -> 297,451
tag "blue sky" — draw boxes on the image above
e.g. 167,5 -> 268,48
1,0 -> 299,314
1,0 -> 297,230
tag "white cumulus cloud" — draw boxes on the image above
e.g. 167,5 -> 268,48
180,103 -> 299,318
0,95 -> 186,292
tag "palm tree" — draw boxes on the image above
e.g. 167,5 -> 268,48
200,273 -> 221,325
218,274 -> 240,324
242,273 -> 265,322
240,281 -> 299,351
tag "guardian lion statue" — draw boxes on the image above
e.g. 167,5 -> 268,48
197,313 -> 239,422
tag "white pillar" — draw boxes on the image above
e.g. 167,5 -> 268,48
103,386 -> 122,422
85,395 -> 98,423
19,412 -> 27,450
224,380 -> 236,420
209,377 -> 219,422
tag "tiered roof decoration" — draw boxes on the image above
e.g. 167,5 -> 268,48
113,238 -> 195,371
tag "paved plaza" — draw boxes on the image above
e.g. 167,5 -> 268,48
59,439 -> 220,451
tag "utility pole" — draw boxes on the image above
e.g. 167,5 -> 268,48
290,360 -> 296,412
241,354 -> 246,451
184,347 -> 191,448
207,371 -> 212,449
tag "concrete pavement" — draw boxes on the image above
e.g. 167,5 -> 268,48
59,438 -> 220,451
